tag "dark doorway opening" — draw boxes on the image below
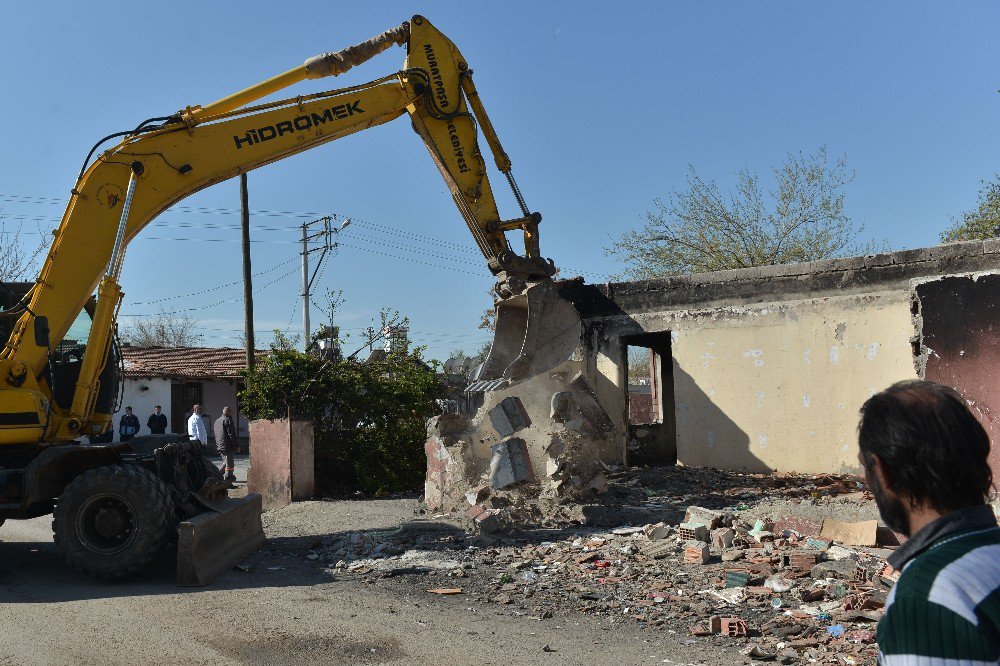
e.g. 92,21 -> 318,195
624,332 -> 676,465
171,381 -> 202,435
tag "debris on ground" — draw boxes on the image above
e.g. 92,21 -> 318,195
300,466 -> 890,664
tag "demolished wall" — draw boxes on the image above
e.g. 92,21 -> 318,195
425,240 -> 1000,512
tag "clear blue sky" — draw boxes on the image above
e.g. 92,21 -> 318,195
1,2 -> 997,361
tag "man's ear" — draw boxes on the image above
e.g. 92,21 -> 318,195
867,452 -> 894,493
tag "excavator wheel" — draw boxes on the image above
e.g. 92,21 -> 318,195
53,464 -> 176,578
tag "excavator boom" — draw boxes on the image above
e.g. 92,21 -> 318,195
2,16 -> 553,446
0,15 -> 563,585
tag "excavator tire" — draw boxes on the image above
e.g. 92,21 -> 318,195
53,464 -> 176,578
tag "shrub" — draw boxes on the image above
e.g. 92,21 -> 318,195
239,347 -> 446,495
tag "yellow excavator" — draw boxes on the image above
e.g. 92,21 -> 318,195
0,15 -> 558,584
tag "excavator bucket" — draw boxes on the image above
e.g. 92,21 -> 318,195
478,278 -> 584,385
176,493 -> 266,586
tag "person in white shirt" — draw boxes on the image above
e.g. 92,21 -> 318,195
186,403 -> 208,447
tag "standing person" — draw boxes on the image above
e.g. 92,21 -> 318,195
186,404 -> 208,448
147,405 -> 168,435
213,406 -> 240,482
858,380 -> 999,664
118,406 -> 140,442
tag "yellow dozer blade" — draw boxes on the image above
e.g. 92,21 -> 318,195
176,493 -> 266,586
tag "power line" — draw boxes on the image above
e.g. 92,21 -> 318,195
0,191 -> 611,280
0,192 -> 485,254
123,267 -> 298,316
130,256 -> 297,305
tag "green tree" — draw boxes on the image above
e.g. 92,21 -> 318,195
239,339 -> 446,495
607,147 -> 873,279
940,175 -> 1000,242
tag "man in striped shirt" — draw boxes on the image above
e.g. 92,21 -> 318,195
858,381 -> 999,665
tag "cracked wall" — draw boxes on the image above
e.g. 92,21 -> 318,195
655,294 -> 914,473
424,239 -> 1000,510
583,239 -> 1000,478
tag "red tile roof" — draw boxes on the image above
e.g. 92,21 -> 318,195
122,346 -> 268,380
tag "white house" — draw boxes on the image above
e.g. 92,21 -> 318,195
112,346 -> 266,445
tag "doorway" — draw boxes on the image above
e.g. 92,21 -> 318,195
623,332 -> 676,465
171,381 -> 202,435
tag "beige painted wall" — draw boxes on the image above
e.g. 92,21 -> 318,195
634,291 -> 918,474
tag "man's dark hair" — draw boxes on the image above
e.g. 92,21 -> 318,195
154,405 -> 161,409
859,380 -> 993,512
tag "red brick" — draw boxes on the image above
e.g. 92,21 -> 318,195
720,618 -> 747,637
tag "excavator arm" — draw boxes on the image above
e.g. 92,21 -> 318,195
0,16 -> 555,446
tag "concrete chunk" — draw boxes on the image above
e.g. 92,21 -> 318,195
488,396 -> 531,437
489,437 -> 532,489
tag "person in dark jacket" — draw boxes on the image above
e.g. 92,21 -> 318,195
118,406 -> 140,442
147,405 -> 168,434
213,406 -> 240,482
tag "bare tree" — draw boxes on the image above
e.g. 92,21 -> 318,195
121,312 -> 204,347
607,147 -> 877,279
347,309 -> 408,360
0,218 -> 47,282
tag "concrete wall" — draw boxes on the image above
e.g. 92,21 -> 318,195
247,418 -> 315,510
639,293 -> 915,473
201,380 -> 249,438
581,240 -> 1000,477
114,378 -> 172,441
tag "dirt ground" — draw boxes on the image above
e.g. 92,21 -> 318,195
1,495 -> 754,666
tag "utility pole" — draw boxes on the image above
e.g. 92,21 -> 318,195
300,215 -> 350,351
301,223 -> 310,348
240,173 -> 255,371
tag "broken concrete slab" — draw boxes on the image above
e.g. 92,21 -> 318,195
488,396 -> 531,437
820,519 -> 878,547
489,437 -> 533,489
643,521 -> 671,540
685,506 -> 732,529
810,558 -> 859,580
711,528 -> 735,549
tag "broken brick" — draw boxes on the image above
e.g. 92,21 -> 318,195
684,542 -> 710,564
720,617 -> 747,637
690,623 -> 712,637
880,563 -> 901,585
678,522 -> 709,542
474,509 -> 501,534
786,551 -> 818,570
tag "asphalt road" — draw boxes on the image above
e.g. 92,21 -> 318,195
0,494 -> 740,666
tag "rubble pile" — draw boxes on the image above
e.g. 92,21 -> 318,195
305,468 -> 892,664
455,508 -> 889,664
